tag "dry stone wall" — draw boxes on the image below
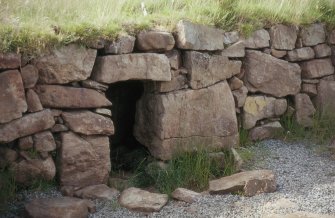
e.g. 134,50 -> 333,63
0,21 -> 335,189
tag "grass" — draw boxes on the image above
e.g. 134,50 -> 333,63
1,0 -> 335,54
129,148 -> 236,195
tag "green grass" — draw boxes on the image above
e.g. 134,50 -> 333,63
130,148 -> 236,195
1,0 -> 335,54
0,168 -> 17,212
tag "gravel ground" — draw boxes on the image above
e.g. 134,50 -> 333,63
2,140 -> 335,218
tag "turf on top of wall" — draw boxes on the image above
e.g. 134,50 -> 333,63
1,0 -> 335,54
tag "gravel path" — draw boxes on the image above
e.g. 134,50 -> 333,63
2,140 -> 335,218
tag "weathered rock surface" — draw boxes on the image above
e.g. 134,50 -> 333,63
12,156 -> 56,185
301,58 -> 334,79
104,35 -> 135,54
243,29 -> 270,49
26,89 -> 43,112
294,93 -> 316,127
136,31 -> 175,51
149,69 -> 188,93
314,44 -> 331,58
0,147 -> 17,167
315,80 -> 335,115
302,83 -> 317,96
18,136 -> 34,150
35,85 -> 112,108
287,47 -> 315,61
119,187 -> 168,212
0,110 -> 55,143
20,65 -> 39,88
222,41 -> 245,58
249,121 -> 284,141
0,70 -> 27,124
270,24 -> 297,50
33,44 -> 97,84
0,53 -> 21,69
59,132 -> 110,188
209,170 -> 276,196
271,49 -> 287,58
165,50 -> 181,70
184,51 -> 241,89
171,188 -> 201,203
51,124 -> 69,133
244,51 -> 301,97
74,184 -> 119,200
229,77 -> 244,91
92,54 -> 171,83
24,197 -> 94,218
94,108 -> 112,117
134,81 -> 238,160
62,110 -> 114,135
176,20 -> 224,50
243,96 -> 287,129
223,31 -> 239,45
300,23 -> 326,46
232,86 -> 248,108
33,131 -> 56,152
81,79 -> 108,92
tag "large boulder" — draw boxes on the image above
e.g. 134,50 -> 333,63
244,51 -> 301,97
35,85 -> 112,108
62,110 -> 114,135
24,197 -> 94,218
0,70 -> 27,124
184,51 -> 241,89
315,80 -> 335,115
209,170 -> 276,196
119,187 -> 168,212
134,81 -> 238,160
243,29 -> 270,49
0,53 -> 21,69
243,96 -> 287,129
33,44 -> 97,84
294,94 -> 316,127
300,59 -> 334,79
59,132 -> 110,188
175,20 -> 224,50
300,23 -> 326,46
270,24 -> 297,50
0,110 -> 55,143
12,156 -> 56,185
136,31 -> 175,51
92,54 -> 171,83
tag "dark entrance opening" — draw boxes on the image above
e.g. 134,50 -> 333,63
106,81 -> 148,171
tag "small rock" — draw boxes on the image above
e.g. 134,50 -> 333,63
223,31 -> 240,45
33,131 -> 56,152
165,50 -> 181,70
271,49 -> 287,58
209,170 -> 276,196
136,31 -> 175,51
300,23 -> 326,46
232,86 -> 248,108
229,77 -> 244,91
104,35 -> 135,54
171,188 -> 201,203
26,89 -> 43,112
24,197 -> 94,218
0,53 -> 21,69
81,79 -> 108,92
74,184 -> 119,200
222,41 -> 245,58
249,121 -> 284,141
270,24 -> 297,50
287,47 -> 315,62
18,136 -> 34,150
94,108 -> 112,117
314,44 -> 331,58
20,64 -> 39,88
119,187 -> 168,212
295,94 -> 316,127
243,29 -> 270,49
301,83 -> 318,96
149,69 -> 188,93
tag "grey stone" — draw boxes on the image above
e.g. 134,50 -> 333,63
74,184 -> 119,200
34,44 -> 97,84
223,31 -> 240,45
287,47 -> 315,61
92,54 -> 171,84
300,23 -> 326,46
33,131 -> 56,152
244,51 -> 301,97
51,124 -> 69,133
232,86 -> 248,108
243,29 -> 270,49
26,89 -> 43,112
314,44 -> 331,58
0,53 -> 21,69
271,49 -> 287,58
270,24 -> 297,50
184,51 -> 241,89
149,69 -> 188,93
328,30 -> 335,44
171,188 -> 201,203
221,41 -> 245,58
18,136 -> 34,150
302,83 -> 317,96
315,80 -> 335,115
104,35 -> 135,54
165,50 -> 181,70
136,31 -> 175,51
229,77 -> 244,91
301,58 -> 334,79
294,93 -> 316,127
249,121 -> 284,141
20,65 -> 39,88
176,20 -> 224,50
81,79 -> 108,92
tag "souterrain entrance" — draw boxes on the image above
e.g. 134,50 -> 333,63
106,81 -> 149,171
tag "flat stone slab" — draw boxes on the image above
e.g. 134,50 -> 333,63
0,53 -> 21,69
119,187 -> 168,212
92,53 -> 171,84
171,188 -> 201,203
209,170 -> 276,196
33,44 -> 97,84
35,85 -> 112,108
0,109 -> 55,143
74,184 -> 119,200
0,70 -> 27,124
301,59 -> 334,79
62,110 -> 114,135
136,31 -> 175,51
24,197 -> 94,218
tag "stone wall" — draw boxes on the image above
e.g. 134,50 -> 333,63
1,21 -> 335,189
